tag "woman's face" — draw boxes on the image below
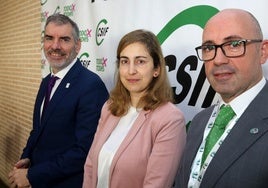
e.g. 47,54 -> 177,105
118,42 -> 159,105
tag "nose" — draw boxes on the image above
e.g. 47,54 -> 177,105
213,47 -> 228,65
51,39 -> 61,49
128,62 -> 137,74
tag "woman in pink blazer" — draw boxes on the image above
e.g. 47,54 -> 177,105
83,29 -> 186,188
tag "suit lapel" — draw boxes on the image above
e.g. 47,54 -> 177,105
109,110 -> 149,171
94,116 -> 121,152
201,82 -> 268,187
33,75 -> 50,126
41,61 -> 81,124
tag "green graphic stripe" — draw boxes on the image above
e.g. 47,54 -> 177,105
157,5 -> 219,44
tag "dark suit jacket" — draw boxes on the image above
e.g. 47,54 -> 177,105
175,81 -> 268,188
21,59 -> 109,188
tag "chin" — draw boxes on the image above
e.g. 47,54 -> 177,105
50,61 -> 66,69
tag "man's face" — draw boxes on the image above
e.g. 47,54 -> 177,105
203,10 -> 265,103
43,22 -> 81,73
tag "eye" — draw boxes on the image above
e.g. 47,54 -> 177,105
44,36 -> 53,41
201,45 -> 215,52
119,59 -> 129,65
60,37 -> 71,42
229,40 -> 243,48
135,59 -> 146,65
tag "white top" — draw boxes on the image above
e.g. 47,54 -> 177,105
97,106 -> 140,188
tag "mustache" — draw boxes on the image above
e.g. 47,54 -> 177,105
48,49 -> 66,56
211,65 -> 235,75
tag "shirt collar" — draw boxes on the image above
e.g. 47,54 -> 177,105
51,58 -> 77,79
220,77 -> 266,117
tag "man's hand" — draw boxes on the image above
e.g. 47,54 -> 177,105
8,158 -> 31,188
8,167 -> 30,188
14,158 -> 31,169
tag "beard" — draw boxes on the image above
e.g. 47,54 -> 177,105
45,48 -> 78,71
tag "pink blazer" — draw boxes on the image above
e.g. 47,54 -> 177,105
83,102 -> 186,188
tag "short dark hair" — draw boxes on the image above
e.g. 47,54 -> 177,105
45,13 -> 80,42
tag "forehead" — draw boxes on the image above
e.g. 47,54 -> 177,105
121,42 -> 149,56
203,10 -> 255,42
45,22 -> 73,37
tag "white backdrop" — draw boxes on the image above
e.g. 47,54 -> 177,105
41,0 -> 268,122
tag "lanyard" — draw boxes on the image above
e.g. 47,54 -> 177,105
188,101 -> 238,188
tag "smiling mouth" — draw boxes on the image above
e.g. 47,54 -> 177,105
48,50 -> 65,58
48,51 -> 65,59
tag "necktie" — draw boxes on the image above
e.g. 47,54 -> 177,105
201,105 -> 235,166
42,75 -> 59,116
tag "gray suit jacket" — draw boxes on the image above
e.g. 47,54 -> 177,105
175,81 -> 268,188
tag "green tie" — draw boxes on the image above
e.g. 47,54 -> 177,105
202,105 -> 236,166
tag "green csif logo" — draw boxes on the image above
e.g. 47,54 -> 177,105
41,0 -> 48,6
96,19 -> 109,46
157,5 -> 219,108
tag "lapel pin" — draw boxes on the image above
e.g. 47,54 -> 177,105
66,83 -> 70,88
250,128 -> 259,134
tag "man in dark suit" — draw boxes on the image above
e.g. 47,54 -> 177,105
176,9 -> 268,188
8,14 -> 109,188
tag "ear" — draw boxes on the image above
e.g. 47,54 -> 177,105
153,67 -> 160,77
260,39 -> 268,65
153,72 -> 159,77
75,40 -> 82,54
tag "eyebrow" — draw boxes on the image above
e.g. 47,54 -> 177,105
44,34 -> 52,38
119,55 -> 148,59
44,34 -> 72,41
202,35 -> 243,45
224,35 -> 243,41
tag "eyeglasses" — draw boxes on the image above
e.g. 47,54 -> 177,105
195,39 -> 262,61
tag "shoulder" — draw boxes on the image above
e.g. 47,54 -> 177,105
187,105 -> 215,132
153,102 -> 184,117
101,101 -> 110,113
73,59 -> 103,81
80,65 -> 103,81
97,101 -> 119,128
146,102 -> 186,139
146,102 -> 185,126
192,105 -> 215,120
76,64 -> 108,91
99,101 -> 115,120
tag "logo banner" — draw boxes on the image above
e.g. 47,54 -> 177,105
41,0 -> 268,121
